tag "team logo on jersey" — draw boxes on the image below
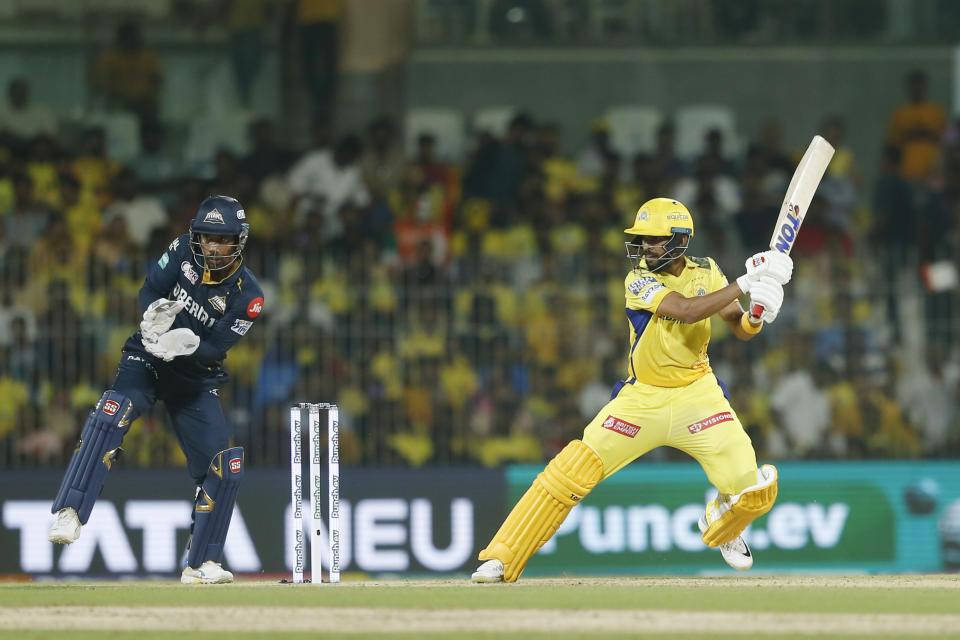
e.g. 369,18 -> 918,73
687,411 -> 733,434
158,252 -> 169,268
696,287 -> 706,296
231,319 -> 253,336
602,416 -> 640,438
236,209 -> 246,220
247,296 -> 264,318
203,209 -> 225,224
103,401 -> 120,416
229,457 -> 242,473
169,238 -> 180,251
208,296 -> 226,313
181,261 -> 199,285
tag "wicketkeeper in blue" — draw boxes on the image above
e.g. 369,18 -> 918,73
48,195 -> 266,584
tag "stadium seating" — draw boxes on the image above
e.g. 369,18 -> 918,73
404,107 -> 466,162
603,105 -> 664,158
675,103 -> 741,158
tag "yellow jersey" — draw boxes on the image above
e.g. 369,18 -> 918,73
622,256 -> 728,387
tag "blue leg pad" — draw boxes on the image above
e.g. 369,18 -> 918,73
187,447 -> 244,568
52,391 -> 134,524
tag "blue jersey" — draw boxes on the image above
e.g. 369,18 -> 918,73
124,234 -> 265,389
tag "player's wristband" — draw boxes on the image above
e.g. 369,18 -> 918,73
740,312 -> 763,335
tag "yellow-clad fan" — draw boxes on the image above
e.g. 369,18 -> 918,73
472,198 -> 791,582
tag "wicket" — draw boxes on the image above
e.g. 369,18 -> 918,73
288,402 -> 340,584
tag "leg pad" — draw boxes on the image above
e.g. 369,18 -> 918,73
702,464 -> 778,547
187,447 -> 244,568
52,391 -> 134,523
479,440 -> 602,582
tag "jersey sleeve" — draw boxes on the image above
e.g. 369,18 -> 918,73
192,280 -> 264,363
710,258 -> 730,291
138,236 -> 188,311
625,273 -> 671,313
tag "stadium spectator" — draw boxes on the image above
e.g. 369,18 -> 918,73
0,78 -> 57,154
886,69 -> 946,181
360,115 -> 406,198
88,20 -> 165,120
101,168 -> 168,248
240,117 -> 296,181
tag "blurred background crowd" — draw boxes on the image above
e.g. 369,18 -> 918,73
2,0 -> 960,470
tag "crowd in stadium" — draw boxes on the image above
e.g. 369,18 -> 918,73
1,32 -> 959,469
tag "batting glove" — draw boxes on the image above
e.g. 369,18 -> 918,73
745,250 -> 794,286
749,275 -> 784,324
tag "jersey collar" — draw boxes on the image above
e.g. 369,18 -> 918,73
202,258 -> 243,285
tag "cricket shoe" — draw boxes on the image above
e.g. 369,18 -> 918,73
48,507 -> 81,544
181,561 -> 234,584
471,559 -> 504,583
699,513 -> 753,570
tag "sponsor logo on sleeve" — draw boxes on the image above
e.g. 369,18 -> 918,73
687,411 -> 734,434
180,261 -> 199,285
602,415 -> 641,438
168,238 -> 180,251
157,252 -> 169,268
103,401 -> 120,415
628,276 -> 657,296
229,457 -> 242,473
640,283 -> 665,303
231,319 -> 253,336
246,296 -> 264,318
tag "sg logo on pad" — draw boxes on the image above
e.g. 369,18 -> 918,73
103,401 -> 120,415
229,458 -> 242,473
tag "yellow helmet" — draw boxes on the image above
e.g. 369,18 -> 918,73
624,198 -> 695,238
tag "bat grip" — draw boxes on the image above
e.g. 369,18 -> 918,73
750,303 -> 765,320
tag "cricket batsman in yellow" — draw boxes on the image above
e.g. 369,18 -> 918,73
472,198 -> 791,581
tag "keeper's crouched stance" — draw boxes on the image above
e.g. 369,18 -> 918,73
48,195 -> 264,585
473,198 -> 788,582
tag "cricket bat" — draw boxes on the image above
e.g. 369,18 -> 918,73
750,134 -> 835,319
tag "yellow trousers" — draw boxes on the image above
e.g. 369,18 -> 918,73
582,373 -> 758,495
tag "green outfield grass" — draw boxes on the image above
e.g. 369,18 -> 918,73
1,575 -> 959,639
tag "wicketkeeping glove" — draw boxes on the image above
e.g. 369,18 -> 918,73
140,299 -> 185,343
144,327 -> 200,362
748,275 -> 784,324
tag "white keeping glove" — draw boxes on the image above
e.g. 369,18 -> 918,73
140,299 -> 186,343
144,327 -> 200,362
744,250 -> 793,285
748,275 -> 785,324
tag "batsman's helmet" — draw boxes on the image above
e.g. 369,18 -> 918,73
189,195 -> 250,269
624,197 -> 695,237
624,198 -> 694,272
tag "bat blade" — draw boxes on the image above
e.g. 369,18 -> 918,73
750,134 -> 835,319
769,134 -> 835,255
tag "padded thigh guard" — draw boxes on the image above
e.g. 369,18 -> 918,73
479,440 -> 603,582
52,391 -> 134,524
187,447 -> 245,568
702,464 -> 778,547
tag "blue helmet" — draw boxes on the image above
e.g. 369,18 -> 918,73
189,195 -> 250,270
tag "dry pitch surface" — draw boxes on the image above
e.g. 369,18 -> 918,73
1,575 -> 959,639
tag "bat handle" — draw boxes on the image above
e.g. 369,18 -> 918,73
750,303 -> 764,320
